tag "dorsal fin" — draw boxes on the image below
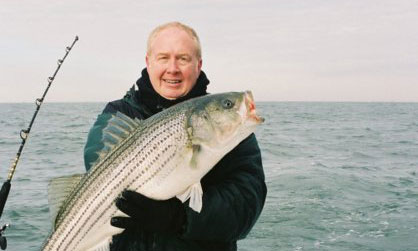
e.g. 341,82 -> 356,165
91,112 -> 142,167
48,174 -> 84,229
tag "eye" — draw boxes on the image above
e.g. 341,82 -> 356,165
222,99 -> 234,109
178,56 -> 190,65
157,55 -> 169,61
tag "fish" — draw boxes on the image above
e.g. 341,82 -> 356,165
42,91 -> 264,251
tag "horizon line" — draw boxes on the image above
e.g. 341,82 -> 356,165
1,100 -> 418,104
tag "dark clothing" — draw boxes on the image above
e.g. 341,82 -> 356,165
84,68 -> 267,251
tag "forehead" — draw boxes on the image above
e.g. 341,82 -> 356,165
150,27 -> 198,55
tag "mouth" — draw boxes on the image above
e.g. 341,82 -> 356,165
244,91 -> 264,124
163,79 -> 182,85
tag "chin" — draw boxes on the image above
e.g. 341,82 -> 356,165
160,88 -> 186,99
161,92 -> 182,100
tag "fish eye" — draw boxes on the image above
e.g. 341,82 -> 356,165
222,99 -> 234,109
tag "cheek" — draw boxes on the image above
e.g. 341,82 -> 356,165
149,64 -> 165,79
183,72 -> 200,92
183,64 -> 200,78
214,113 -> 241,136
190,116 -> 214,143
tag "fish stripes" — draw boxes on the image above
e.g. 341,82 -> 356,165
45,113 -> 188,250
43,92 -> 263,251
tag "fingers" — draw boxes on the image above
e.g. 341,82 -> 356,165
122,190 -> 162,208
122,190 -> 145,201
122,190 -> 150,207
115,197 -> 141,217
110,216 -> 137,229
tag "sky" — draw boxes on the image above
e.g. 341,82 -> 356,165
0,0 -> 417,102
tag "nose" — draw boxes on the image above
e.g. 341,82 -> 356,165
167,58 -> 180,74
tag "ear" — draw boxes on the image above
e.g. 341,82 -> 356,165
198,58 -> 202,71
145,54 -> 150,67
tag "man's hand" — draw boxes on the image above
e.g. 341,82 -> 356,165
111,190 -> 186,234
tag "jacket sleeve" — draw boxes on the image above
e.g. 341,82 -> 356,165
181,134 -> 267,241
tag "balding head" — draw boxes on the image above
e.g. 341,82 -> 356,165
147,21 -> 202,59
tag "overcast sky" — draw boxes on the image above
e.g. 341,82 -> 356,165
1,0 -> 417,102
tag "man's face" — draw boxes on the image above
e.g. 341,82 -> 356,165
146,27 -> 202,100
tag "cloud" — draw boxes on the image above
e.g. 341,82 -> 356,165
0,0 -> 417,102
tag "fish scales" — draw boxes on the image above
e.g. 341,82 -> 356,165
45,111 -> 189,250
43,91 -> 264,251
55,112 -> 182,226
70,133 -> 176,247
50,124 -> 183,249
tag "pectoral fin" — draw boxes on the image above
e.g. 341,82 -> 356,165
176,182 -> 203,213
190,144 -> 201,168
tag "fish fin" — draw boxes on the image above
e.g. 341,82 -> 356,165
93,112 -> 142,167
187,126 -> 193,137
111,112 -> 141,131
189,182 -> 203,212
48,174 -> 84,229
86,237 -> 111,251
176,188 -> 191,203
176,182 -> 203,213
190,144 -> 201,168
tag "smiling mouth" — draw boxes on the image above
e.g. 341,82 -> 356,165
163,79 -> 182,84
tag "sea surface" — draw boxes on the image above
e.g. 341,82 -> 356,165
0,102 -> 417,251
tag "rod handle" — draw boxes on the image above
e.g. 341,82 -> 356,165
0,181 -> 11,218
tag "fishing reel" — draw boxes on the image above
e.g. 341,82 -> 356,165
0,223 -> 8,250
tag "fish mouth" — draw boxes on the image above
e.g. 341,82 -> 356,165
244,91 -> 264,124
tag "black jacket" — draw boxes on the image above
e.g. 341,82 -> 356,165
84,69 -> 267,251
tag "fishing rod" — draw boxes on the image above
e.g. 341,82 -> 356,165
0,36 -> 79,250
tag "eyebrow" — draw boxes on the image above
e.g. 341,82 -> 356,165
156,53 -> 169,57
155,52 -> 191,57
177,54 -> 191,58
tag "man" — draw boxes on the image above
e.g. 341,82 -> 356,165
84,21 -> 267,251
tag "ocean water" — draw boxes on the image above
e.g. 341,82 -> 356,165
0,102 -> 417,251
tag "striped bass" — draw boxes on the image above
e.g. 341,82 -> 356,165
42,91 -> 264,251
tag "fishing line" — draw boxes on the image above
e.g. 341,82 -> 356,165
0,36 -> 79,250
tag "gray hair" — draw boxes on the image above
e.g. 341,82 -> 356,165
147,21 -> 202,59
